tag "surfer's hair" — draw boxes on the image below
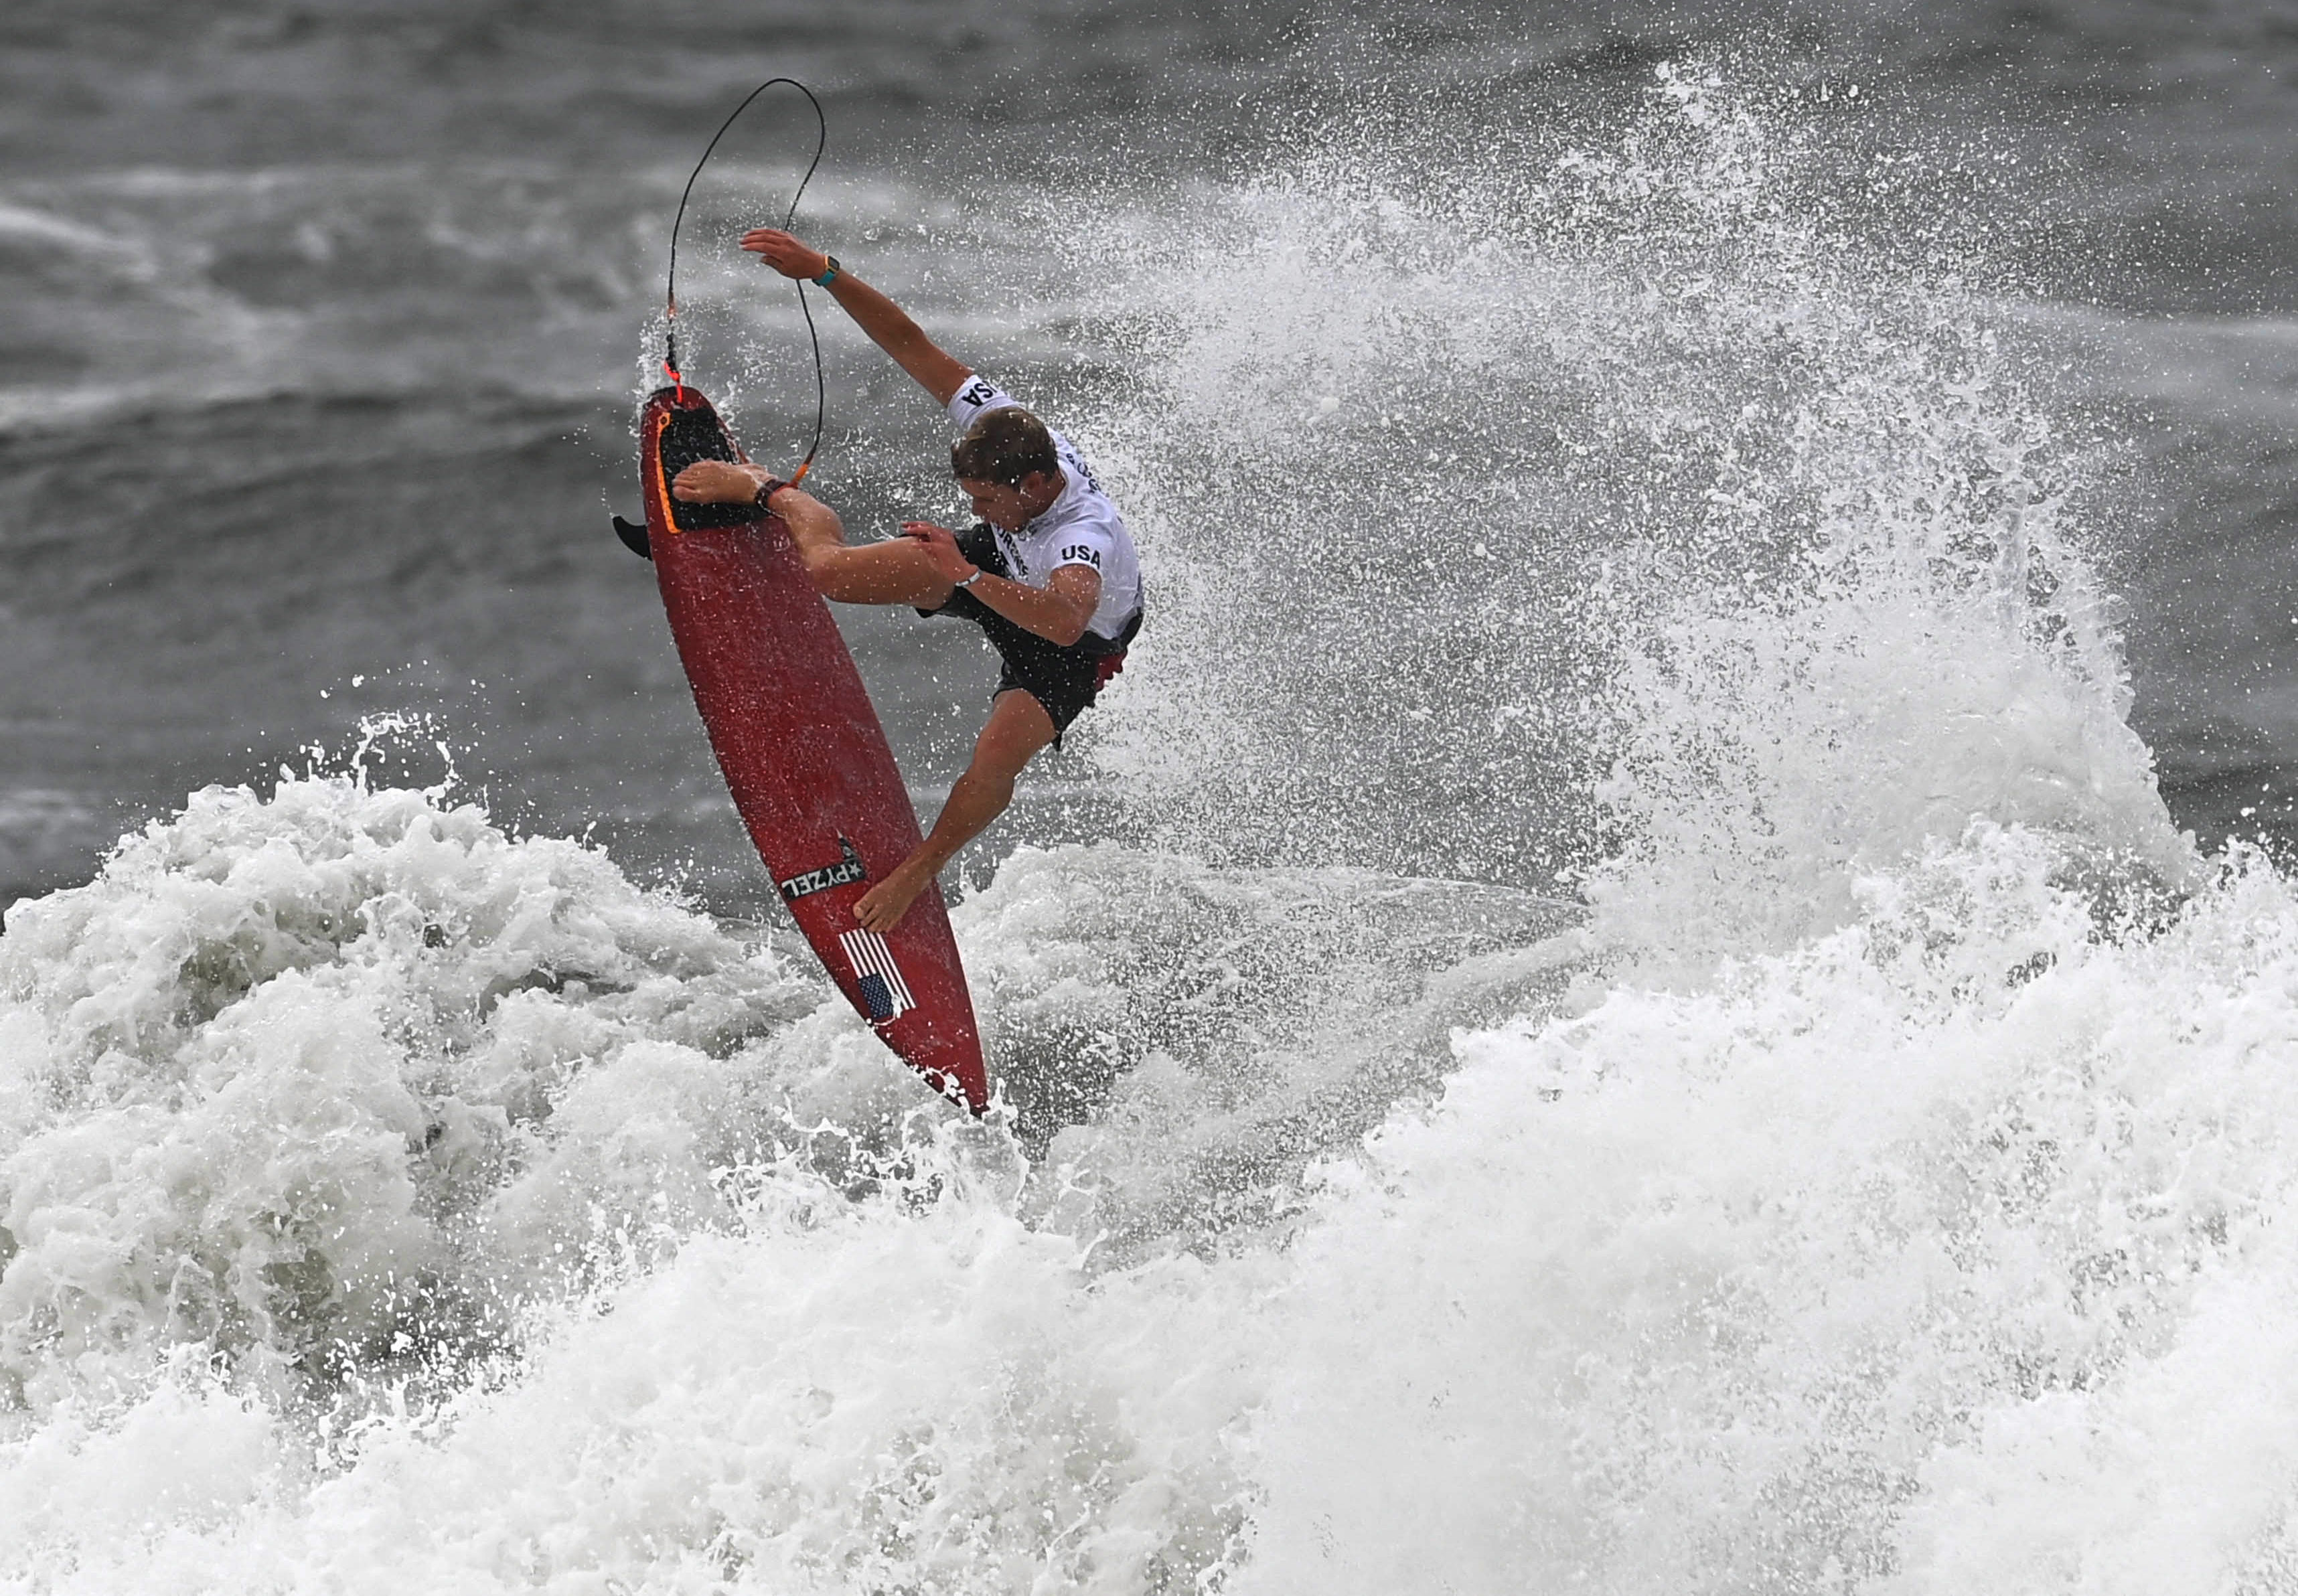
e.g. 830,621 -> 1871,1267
951,406 -> 1059,487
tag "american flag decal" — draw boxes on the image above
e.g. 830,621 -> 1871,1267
838,928 -> 916,1023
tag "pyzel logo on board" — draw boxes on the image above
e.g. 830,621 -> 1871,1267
778,836 -> 867,901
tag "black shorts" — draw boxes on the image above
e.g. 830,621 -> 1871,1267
918,523 -> 1142,740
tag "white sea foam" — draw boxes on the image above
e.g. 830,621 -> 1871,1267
6,68 -> 2295,1593
7,790 -> 2297,1591
1241,825 -> 2298,1592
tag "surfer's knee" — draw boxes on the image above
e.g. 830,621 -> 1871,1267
950,746 -> 1028,821
777,493 -> 850,566
970,775 -> 1018,818
965,695 -> 1055,785
956,746 -> 1020,799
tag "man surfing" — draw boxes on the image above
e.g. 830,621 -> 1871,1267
670,229 -> 1144,935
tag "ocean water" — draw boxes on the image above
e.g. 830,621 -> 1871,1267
7,3 -> 2298,1590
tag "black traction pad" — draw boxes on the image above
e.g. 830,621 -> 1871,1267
658,400 -> 766,532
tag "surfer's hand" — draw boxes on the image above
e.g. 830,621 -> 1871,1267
672,460 -> 773,503
899,521 -> 974,583
740,228 -> 830,281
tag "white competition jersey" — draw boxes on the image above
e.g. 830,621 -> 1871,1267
947,374 -> 1144,644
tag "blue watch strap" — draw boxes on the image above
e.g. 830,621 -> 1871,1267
813,255 -> 840,288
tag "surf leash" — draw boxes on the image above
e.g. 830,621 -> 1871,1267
662,76 -> 830,486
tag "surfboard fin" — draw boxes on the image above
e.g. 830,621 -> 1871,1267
612,513 -> 652,561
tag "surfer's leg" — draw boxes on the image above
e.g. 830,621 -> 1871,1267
777,491 -> 955,607
804,540 -> 954,607
854,690 -> 1057,934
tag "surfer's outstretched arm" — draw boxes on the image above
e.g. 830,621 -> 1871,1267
743,229 -> 972,407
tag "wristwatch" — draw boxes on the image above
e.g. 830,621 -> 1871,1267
752,475 -> 787,507
956,567 -> 984,589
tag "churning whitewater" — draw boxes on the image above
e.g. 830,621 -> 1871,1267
7,74 -> 2298,1593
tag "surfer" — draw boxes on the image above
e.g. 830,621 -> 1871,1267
670,229 -> 1144,935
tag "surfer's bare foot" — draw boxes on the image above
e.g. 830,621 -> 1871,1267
672,460 -> 773,503
854,862 -> 933,934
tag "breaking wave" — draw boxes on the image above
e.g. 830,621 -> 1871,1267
7,69 -> 2295,1595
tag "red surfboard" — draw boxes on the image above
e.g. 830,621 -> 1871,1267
628,383 -> 988,1112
